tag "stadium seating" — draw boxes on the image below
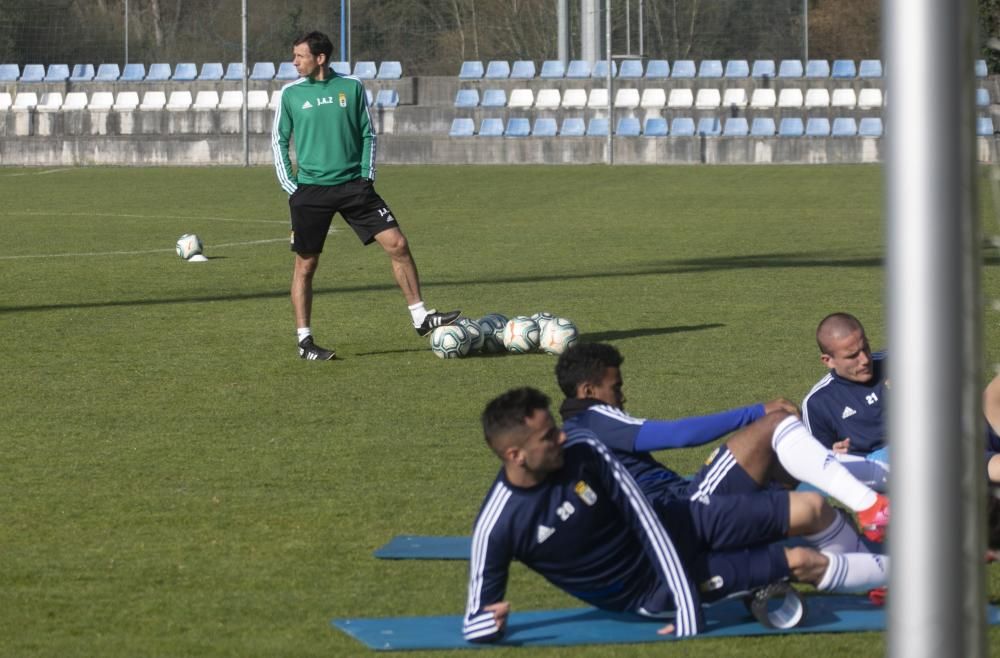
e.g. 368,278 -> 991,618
616,116 -> 641,136
644,59 -> 670,78
805,59 -> 830,78
95,63 -> 121,81
275,62 -> 298,80
832,59 -> 856,78
374,89 -> 399,107
533,117 -> 558,136
19,64 -> 45,82
224,63 -> 244,81
592,60 -> 617,79
449,117 -> 475,137
749,88 -> 777,108
618,59 -> 643,78
166,90 -> 194,110
219,90 -> 243,110
723,117 -> 749,136
192,90 -> 219,110
751,59 -> 776,78
198,62 -> 223,80
613,88 -> 640,109
87,91 -> 114,111
121,63 -> 146,81
722,88 -> 748,108
694,88 -> 721,109
268,90 -> 281,110
976,59 -> 988,78
377,61 -> 402,79
671,60 -> 696,78
0,92 -> 12,111
63,92 -> 89,110
504,117 -> 531,137
640,88 -> 666,109
670,117 -> 696,136
459,61 -> 484,79
724,60 -> 750,78
540,60 -> 566,79
481,88 -> 507,107
667,88 -> 694,108
698,59 -> 723,78
778,117 -> 804,136
859,59 -> 882,78
172,63 -> 197,81
479,117 -> 504,136
831,88 -> 857,108
977,116 -> 994,136
12,92 -> 38,111
750,117 -> 776,136
697,116 -> 722,136
139,91 -> 167,110
250,62 -> 275,80
508,88 -> 535,109
113,91 -> 140,111
560,116 -> 585,136
70,64 -> 95,81
586,117 -> 610,136
566,59 -> 591,78
353,61 -> 377,79
146,63 -> 172,81
365,89 -> 373,106
643,116 -> 668,136
535,88 -> 562,110
858,117 -> 883,137
804,88 -> 831,108
454,89 -> 479,108
0,64 -> 19,81
331,61 -> 351,76
36,92 -> 63,112
561,88 -> 587,109
831,117 -> 857,136
778,59 -> 803,77
485,60 -> 510,79
857,88 -> 883,109
777,88 -> 804,108
805,117 -> 831,136
44,64 -> 70,82
510,60 -> 536,79
247,90 -> 269,110
586,88 -> 609,109
977,88 -> 991,107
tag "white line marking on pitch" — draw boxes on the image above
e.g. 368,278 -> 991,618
2,210 -> 288,225
0,237 -> 292,260
0,168 -> 74,177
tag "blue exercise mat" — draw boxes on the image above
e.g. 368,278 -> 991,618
374,535 -> 471,560
336,595 -> 1000,650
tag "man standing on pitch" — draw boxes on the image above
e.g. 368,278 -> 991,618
272,31 -> 459,360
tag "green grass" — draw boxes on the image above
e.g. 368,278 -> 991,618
1,164 -> 999,657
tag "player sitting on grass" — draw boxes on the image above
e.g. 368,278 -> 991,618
554,342 -> 889,545
463,388 -> 889,642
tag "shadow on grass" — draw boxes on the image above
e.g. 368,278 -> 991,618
583,323 -> 725,342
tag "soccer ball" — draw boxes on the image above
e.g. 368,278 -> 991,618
175,233 -> 204,260
429,324 -> 471,359
477,314 -> 508,353
503,316 -> 540,354
539,317 -> 579,355
455,317 -> 484,353
531,311 -> 556,335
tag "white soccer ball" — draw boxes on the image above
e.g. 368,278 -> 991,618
477,314 -> 508,353
455,317 -> 484,353
531,311 -> 556,335
539,317 -> 579,355
503,316 -> 540,354
175,233 -> 204,260
429,324 -> 471,359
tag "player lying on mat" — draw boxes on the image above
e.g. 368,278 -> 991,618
463,388 -> 888,642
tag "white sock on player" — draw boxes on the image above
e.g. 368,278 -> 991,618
803,510 -> 869,554
834,453 -> 890,493
296,327 -> 311,343
817,551 -> 888,592
408,301 -> 427,327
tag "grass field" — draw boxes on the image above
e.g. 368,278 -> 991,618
2,164 -> 999,657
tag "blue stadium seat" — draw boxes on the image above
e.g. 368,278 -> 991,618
121,63 -> 145,81
481,88 -> 507,107
540,60 -> 566,79
485,60 -> 510,79
459,60 -> 484,79
832,59 -> 856,78
0,63 -> 19,81
977,116 -> 995,136
618,59 -> 643,78
374,89 -> 399,107
44,64 -> 69,82
670,117 -> 696,136
146,63 -> 172,81
275,62 -> 298,80
250,62 -> 275,80
505,117 -> 531,137
778,59 -> 803,77
172,62 -> 197,81
805,117 -> 831,136
224,62 -> 244,81
330,61 -> 351,76
566,60 -> 591,78
449,117 -> 475,137
831,117 -> 857,136
645,59 -> 670,78
560,116 -> 586,136
805,59 -> 830,78
94,63 -> 121,81
724,59 -> 750,78
479,117 -> 504,136
533,117 -> 558,136
858,117 -> 883,137
859,59 -> 883,78
722,117 -> 749,136
697,116 -> 722,136
70,63 -> 96,81
751,59 -> 776,78
976,59 -> 988,78
198,62 -> 223,80
19,64 -> 45,82
353,61 -> 377,79
587,117 -> 610,136
616,116 -> 641,136
592,60 -> 617,78
510,60 -> 536,79
377,61 -> 402,79
977,88 -> 991,107
778,117 -> 805,136
643,116 -> 668,136
751,117 -> 776,136
698,59 -> 723,78
454,89 -> 480,108
672,60 -> 696,78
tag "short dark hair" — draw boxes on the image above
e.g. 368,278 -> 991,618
816,312 -> 865,354
293,31 -> 334,60
555,342 -> 623,398
481,387 -> 550,449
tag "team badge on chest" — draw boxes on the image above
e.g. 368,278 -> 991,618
574,481 -> 598,506
339,92 -> 347,107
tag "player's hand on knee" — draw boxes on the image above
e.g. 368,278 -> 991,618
484,602 -> 510,633
763,398 -> 800,416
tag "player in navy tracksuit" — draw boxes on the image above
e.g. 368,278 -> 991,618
463,388 -> 888,643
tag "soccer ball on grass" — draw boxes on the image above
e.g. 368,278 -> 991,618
455,317 -> 485,353
539,317 -> 579,355
429,324 -> 472,359
503,316 -> 540,354
175,233 -> 205,260
477,314 -> 509,353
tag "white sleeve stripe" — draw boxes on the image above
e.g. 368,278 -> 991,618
801,374 -> 834,431
270,80 -> 305,195
688,450 -> 737,500
464,483 -> 512,631
590,405 -> 646,425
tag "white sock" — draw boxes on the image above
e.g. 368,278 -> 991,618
772,416 -> 878,512
408,301 -> 427,327
817,551 -> 888,592
803,510 -> 869,554
296,327 -> 311,344
834,453 -> 890,493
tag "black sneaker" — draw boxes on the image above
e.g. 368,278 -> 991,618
298,336 -> 336,360
415,309 -> 461,337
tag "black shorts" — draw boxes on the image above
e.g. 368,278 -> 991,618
288,179 -> 398,253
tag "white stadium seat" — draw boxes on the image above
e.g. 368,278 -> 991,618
62,92 -> 89,110
749,88 -> 776,108
534,88 -> 561,109
508,88 -> 535,108
140,91 -> 167,110
561,88 -> 587,109
803,88 -> 830,108
586,88 -> 609,108
857,88 -> 883,109
666,88 -> 693,108
777,88 -> 803,108
247,90 -> 269,110
37,92 -> 63,112
269,90 -> 282,110
640,88 -> 666,109
193,90 -> 220,110
831,88 -> 857,108
166,90 -> 193,111
219,90 -> 243,110
613,88 -> 640,109
694,88 -> 721,109
113,91 -> 140,111
12,92 -> 38,111
0,92 -> 12,111
87,91 -> 114,111
721,88 -> 747,108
